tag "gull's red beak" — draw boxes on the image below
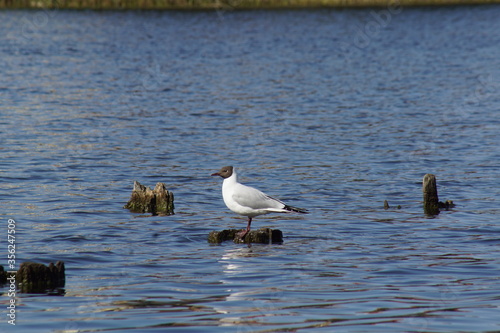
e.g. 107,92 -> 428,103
211,172 -> 220,177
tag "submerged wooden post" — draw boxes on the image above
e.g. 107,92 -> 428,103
1,261 -> 66,293
17,261 -> 65,293
423,174 -> 440,215
384,200 -> 390,210
124,181 -> 174,216
208,228 -> 283,244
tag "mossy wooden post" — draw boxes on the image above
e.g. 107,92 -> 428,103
5,261 -> 66,293
124,181 -> 174,216
423,174 -> 440,215
153,182 -> 175,215
384,200 -> 390,210
124,181 -> 155,213
208,228 -> 283,244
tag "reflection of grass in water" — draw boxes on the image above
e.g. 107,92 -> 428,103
2,0 -> 499,9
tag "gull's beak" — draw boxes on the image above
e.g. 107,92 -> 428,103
211,172 -> 220,177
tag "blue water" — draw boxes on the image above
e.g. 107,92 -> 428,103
1,6 -> 500,332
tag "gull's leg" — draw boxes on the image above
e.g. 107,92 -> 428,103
237,217 -> 252,239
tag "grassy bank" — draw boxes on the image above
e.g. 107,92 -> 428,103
0,0 -> 499,9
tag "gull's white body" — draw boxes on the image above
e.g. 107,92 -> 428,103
212,166 -> 307,239
222,169 -> 290,218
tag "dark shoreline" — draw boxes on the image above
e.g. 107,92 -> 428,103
0,0 -> 499,10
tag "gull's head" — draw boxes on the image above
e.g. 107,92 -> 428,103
211,166 -> 233,179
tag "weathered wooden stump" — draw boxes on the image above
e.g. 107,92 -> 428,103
423,174 -> 440,215
208,228 -> 283,244
1,261 -> 66,293
423,174 -> 455,215
384,200 -> 390,210
152,182 -> 175,215
124,181 -> 174,216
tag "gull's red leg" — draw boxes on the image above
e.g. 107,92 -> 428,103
237,217 -> 252,239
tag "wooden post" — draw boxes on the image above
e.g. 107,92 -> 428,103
423,174 -> 440,215
208,228 -> 283,244
124,181 -> 155,213
124,181 -> 174,216
153,182 -> 175,216
383,200 -> 390,210
1,261 -> 66,293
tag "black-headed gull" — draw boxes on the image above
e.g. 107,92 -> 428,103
211,166 -> 308,239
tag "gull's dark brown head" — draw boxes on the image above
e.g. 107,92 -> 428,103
211,166 -> 233,179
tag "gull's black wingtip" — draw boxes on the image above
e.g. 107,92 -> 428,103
284,205 -> 309,214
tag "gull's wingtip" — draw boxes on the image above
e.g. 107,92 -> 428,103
284,205 -> 309,214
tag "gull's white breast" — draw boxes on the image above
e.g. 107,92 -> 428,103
222,177 -> 286,217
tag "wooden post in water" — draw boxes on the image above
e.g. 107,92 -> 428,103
0,261 -> 66,293
423,174 -> 440,215
124,181 -> 174,216
208,228 -> 283,244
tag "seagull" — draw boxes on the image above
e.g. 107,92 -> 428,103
211,166 -> 308,239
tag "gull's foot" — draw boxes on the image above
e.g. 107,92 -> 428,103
237,229 -> 248,240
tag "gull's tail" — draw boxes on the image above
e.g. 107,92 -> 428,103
284,205 -> 309,214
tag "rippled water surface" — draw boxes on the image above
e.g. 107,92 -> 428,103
1,6 -> 500,332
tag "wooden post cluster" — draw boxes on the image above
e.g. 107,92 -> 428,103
1,261 -> 65,293
124,181 -> 174,216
